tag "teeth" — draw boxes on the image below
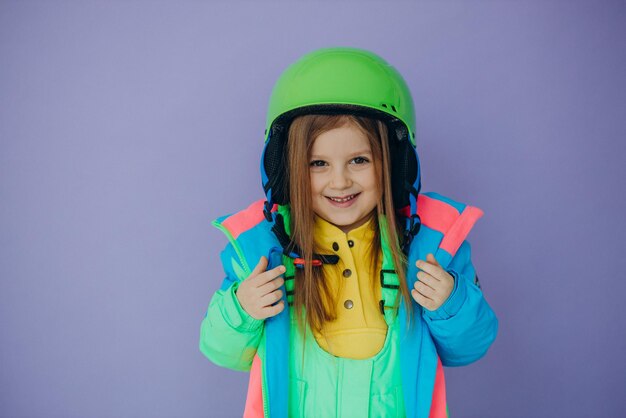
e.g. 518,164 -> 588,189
329,194 -> 356,203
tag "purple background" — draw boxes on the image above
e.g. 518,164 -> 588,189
1,1 -> 625,417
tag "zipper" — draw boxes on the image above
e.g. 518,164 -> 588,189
213,218 -> 270,417
264,369 -> 270,418
211,219 -> 252,278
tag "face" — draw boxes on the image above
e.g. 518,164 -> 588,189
309,123 -> 381,233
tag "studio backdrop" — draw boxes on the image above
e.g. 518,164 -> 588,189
1,1 -> 625,417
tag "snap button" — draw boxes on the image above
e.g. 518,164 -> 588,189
344,300 -> 354,309
348,240 -> 354,248
332,242 -> 339,251
343,269 -> 352,278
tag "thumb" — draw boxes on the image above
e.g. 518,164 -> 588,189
426,253 -> 440,266
251,256 -> 268,275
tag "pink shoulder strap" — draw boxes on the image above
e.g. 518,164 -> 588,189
221,199 -> 277,240
417,194 -> 483,258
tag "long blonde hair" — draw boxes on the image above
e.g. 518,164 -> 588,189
285,114 -> 412,332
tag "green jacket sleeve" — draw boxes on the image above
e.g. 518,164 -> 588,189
199,243 -> 264,372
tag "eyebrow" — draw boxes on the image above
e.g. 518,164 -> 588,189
310,150 -> 373,159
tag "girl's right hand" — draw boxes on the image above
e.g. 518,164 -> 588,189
235,256 -> 286,320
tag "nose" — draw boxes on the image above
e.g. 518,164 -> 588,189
330,166 -> 352,190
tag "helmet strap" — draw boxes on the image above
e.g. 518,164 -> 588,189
263,199 -> 274,222
270,212 -> 339,267
400,181 -> 422,255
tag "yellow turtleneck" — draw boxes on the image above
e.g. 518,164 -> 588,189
312,215 -> 388,359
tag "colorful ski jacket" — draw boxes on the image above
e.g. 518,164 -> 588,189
200,192 -> 498,418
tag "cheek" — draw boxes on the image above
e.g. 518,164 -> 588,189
309,173 -> 325,195
363,171 -> 380,195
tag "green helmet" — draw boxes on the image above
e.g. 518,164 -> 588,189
261,47 -> 421,222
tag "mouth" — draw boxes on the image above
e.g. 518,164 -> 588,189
326,193 -> 360,205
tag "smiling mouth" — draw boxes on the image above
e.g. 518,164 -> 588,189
326,193 -> 360,203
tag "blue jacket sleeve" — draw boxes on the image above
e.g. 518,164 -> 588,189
422,240 -> 499,367
199,242 -> 264,371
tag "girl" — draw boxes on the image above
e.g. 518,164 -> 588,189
200,47 -> 498,418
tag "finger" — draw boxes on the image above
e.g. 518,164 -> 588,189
260,299 -> 285,318
257,265 -> 287,287
259,289 -> 283,306
414,280 -> 436,298
253,264 -> 286,286
416,257 -> 450,282
411,289 -> 435,310
415,259 -> 442,281
411,284 -> 435,301
416,271 -> 438,291
257,276 -> 285,296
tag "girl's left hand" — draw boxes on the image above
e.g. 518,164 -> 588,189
411,253 -> 455,311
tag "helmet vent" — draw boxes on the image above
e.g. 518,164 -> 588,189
381,103 -> 398,113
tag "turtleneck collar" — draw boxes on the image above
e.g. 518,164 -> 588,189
313,214 -> 376,252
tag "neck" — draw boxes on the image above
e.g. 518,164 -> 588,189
339,211 -> 376,234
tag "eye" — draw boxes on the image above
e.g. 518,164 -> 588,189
310,160 -> 327,167
351,156 -> 370,164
